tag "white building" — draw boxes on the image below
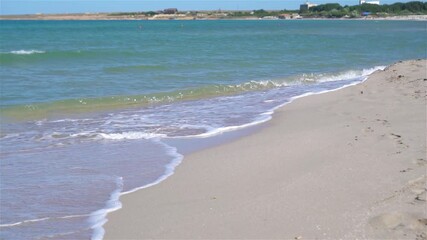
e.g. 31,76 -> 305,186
359,0 -> 380,5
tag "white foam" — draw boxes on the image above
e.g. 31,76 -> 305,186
268,65 -> 384,113
168,65 -> 385,140
0,133 -> 20,139
172,117 -> 271,139
222,79 -> 288,92
89,141 -> 184,240
89,177 -> 123,240
361,65 -> 386,76
0,217 -> 51,228
9,50 -> 45,55
50,118 -> 92,123
98,132 -> 166,140
273,77 -> 369,112
121,141 -> 183,195
0,214 -> 91,228
316,66 -> 386,83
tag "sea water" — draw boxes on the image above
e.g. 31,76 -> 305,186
0,20 -> 425,239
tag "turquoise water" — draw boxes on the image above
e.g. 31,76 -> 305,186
0,20 -> 425,239
1,20 -> 425,114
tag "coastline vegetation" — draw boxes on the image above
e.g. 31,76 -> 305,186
301,1 -> 427,18
111,1 -> 427,19
228,9 -> 297,18
1,1 -> 426,20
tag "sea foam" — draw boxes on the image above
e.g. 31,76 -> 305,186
297,65 -> 386,83
9,50 -> 46,55
88,141 -> 183,240
98,132 -> 167,140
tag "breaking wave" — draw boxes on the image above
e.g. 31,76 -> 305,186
1,66 -> 385,122
7,50 -> 46,55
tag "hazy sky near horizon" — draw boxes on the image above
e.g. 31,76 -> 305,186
1,0 -> 417,15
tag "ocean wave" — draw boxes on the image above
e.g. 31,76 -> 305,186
0,217 -> 50,228
171,117 -> 272,139
30,131 -> 166,142
0,50 -> 140,66
0,133 -> 20,139
104,64 -> 167,73
89,177 -> 123,240
90,142 -> 184,240
8,50 -> 46,55
1,65 -> 384,122
0,214 -> 90,228
298,65 -> 386,83
98,132 -> 166,140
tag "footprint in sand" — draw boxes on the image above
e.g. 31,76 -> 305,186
368,212 -> 427,240
363,126 -> 374,133
388,133 -> 409,149
408,176 -> 427,204
390,133 -> 402,139
375,118 -> 390,127
414,158 -> 427,166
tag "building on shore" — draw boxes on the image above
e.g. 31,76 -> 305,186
300,1 -> 318,12
359,0 -> 380,5
161,8 -> 178,14
279,13 -> 302,19
278,14 -> 292,19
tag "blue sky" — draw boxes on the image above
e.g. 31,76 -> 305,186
0,0 -> 417,15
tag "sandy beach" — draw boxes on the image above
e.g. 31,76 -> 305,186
104,60 -> 426,239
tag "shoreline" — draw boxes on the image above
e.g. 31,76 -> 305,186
91,66 -> 381,239
105,60 -> 426,239
1,14 -> 427,21
104,59 -> 426,239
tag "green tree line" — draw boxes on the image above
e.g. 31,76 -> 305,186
302,1 -> 427,18
229,9 -> 297,18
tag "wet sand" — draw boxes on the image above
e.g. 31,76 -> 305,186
105,59 -> 426,239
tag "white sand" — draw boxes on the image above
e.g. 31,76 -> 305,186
105,59 -> 426,239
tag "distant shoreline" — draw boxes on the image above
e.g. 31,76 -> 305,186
1,13 -> 427,21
